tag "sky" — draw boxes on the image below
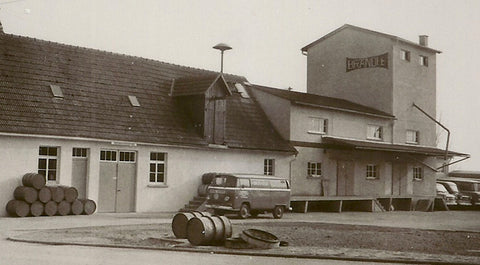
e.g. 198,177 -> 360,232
1,0 -> 479,170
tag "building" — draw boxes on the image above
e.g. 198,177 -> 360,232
0,26 -> 296,216
251,25 -> 468,212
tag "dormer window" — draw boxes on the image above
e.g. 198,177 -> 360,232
128,95 -> 140,107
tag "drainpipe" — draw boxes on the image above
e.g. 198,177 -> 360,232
412,103 -> 450,161
288,154 -> 297,193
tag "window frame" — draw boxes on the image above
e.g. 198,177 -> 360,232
307,162 -> 322,177
406,130 -> 420,144
308,117 -> 328,134
419,55 -> 428,66
38,146 -> 59,183
413,166 -> 423,181
72,148 -> 88,158
149,152 -> 167,185
367,125 -> 383,141
400,49 -> 410,62
264,159 -> 275,176
366,164 -> 379,180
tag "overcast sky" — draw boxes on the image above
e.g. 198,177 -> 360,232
1,0 -> 479,170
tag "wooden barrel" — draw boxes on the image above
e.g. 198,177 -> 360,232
197,184 -> 210,196
186,216 -> 216,245
13,186 -> 38,203
38,187 -> 52,203
30,201 -> 44,217
61,186 -> 78,203
57,200 -> 71,216
6,200 -> 29,217
22,173 -> 46,190
44,201 -> 57,216
70,199 -> 83,215
47,186 -> 64,202
79,199 -> 96,215
201,173 -> 216,185
172,211 -> 211,239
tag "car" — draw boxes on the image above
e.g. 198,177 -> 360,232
205,173 -> 291,219
436,183 -> 456,205
437,181 -> 471,205
439,178 -> 480,205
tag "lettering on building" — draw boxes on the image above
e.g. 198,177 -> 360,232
346,53 -> 389,72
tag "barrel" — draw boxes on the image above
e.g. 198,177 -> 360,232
197,184 -> 210,196
201,173 -> 216,185
38,187 -> 52,203
47,186 -> 64,202
30,201 -> 44,217
6,200 -> 29,217
186,215 -> 232,246
61,186 -> 78,203
79,199 -> 96,215
13,186 -> 38,203
57,200 -> 71,216
44,201 -> 57,216
70,199 -> 83,215
172,211 -> 211,238
22,173 -> 46,190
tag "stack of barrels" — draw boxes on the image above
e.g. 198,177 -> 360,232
5,173 -> 96,217
197,172 -> 216,196
171,211 -> 232,246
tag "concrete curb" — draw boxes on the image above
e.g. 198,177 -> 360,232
7,234 -> 478,265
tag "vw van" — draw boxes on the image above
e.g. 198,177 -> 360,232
205,174 -> 291,219
440,177 -> 480,205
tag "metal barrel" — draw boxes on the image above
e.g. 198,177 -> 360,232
6,200 -> 29,217
57,200 -> 71,216
30,201 -> 44,217
60,186 -> 78,203
43,201 -> 57,216
38,187 -> 52,203
172,211 -> 212,239
78,199 -> 96,215
70,199 -> 83,215
13,186 -> 38,204
47,186 -> 65,202
186,215 -> 232,246
22,173 -> 46,190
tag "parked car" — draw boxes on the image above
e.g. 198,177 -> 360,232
439,178 -> 480,205
437,181 -> 471,205
206,173 -> 291,219
436,183 -> 456,205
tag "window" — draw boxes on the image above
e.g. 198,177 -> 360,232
72,148 -> 87,158
50,84 -> 64,98
119,151 -> 136,162
38,146 -> 59,182
309,117 -> 328,134
100,150 -> 117,161
419,55 -> 428,66
128,95 -> 140,107
264,159 -> 275,176
149,152 -> 166,183
270,179 -> 288,189
413,167 -> 423,181
366,164 -> 379,179
237,178 -> 250,188
307,162 -> 322,177
251,179 -> 270,188
400,50 -> 410,61
367,125 -> 383,140
406,130 -> 419,144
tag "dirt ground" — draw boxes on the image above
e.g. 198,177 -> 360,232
17,220 -> 480,257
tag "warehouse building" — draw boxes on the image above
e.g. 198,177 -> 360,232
251,24 -> 468,211
0,25 -> 296,216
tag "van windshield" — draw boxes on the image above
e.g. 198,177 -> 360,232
211,175 -> 237,187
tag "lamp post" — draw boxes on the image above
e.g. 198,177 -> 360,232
213,43 -> 232,73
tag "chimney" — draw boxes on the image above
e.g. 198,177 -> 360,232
419,35 -> 428,47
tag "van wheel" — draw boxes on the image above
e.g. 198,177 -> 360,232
239,203 -> 250,219
272,206 -> 284,219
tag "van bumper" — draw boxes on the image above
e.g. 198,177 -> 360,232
205,205 -> 238,212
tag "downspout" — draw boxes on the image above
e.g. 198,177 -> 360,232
289,153 -> 297,194
412,103 -> 450,161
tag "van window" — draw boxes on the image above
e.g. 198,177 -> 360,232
225,176 -> 237,187
251,179 -> 270,188
211,176 -> 225,187
456,182 -> 475,191
237,178 -> 250,188
270,179 -> 288,189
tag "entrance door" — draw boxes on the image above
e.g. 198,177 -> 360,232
392,163 -> 405,196
98,150 -> 136,213
337,160 -> 354,196
72,148 -> 88,199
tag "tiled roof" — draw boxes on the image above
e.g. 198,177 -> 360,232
251,84 -> 395,118
0,32 -> 295,153
301,24 -> 441,54
171,74 -> 230,97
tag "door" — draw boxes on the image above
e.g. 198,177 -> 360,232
392,163 -> 405,196
98,150 -> 136,213
72,148 -> 88,199
337,160 -> 354,196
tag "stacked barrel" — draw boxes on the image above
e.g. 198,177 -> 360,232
172,211 -> 232,246
5,173 -> 96,217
